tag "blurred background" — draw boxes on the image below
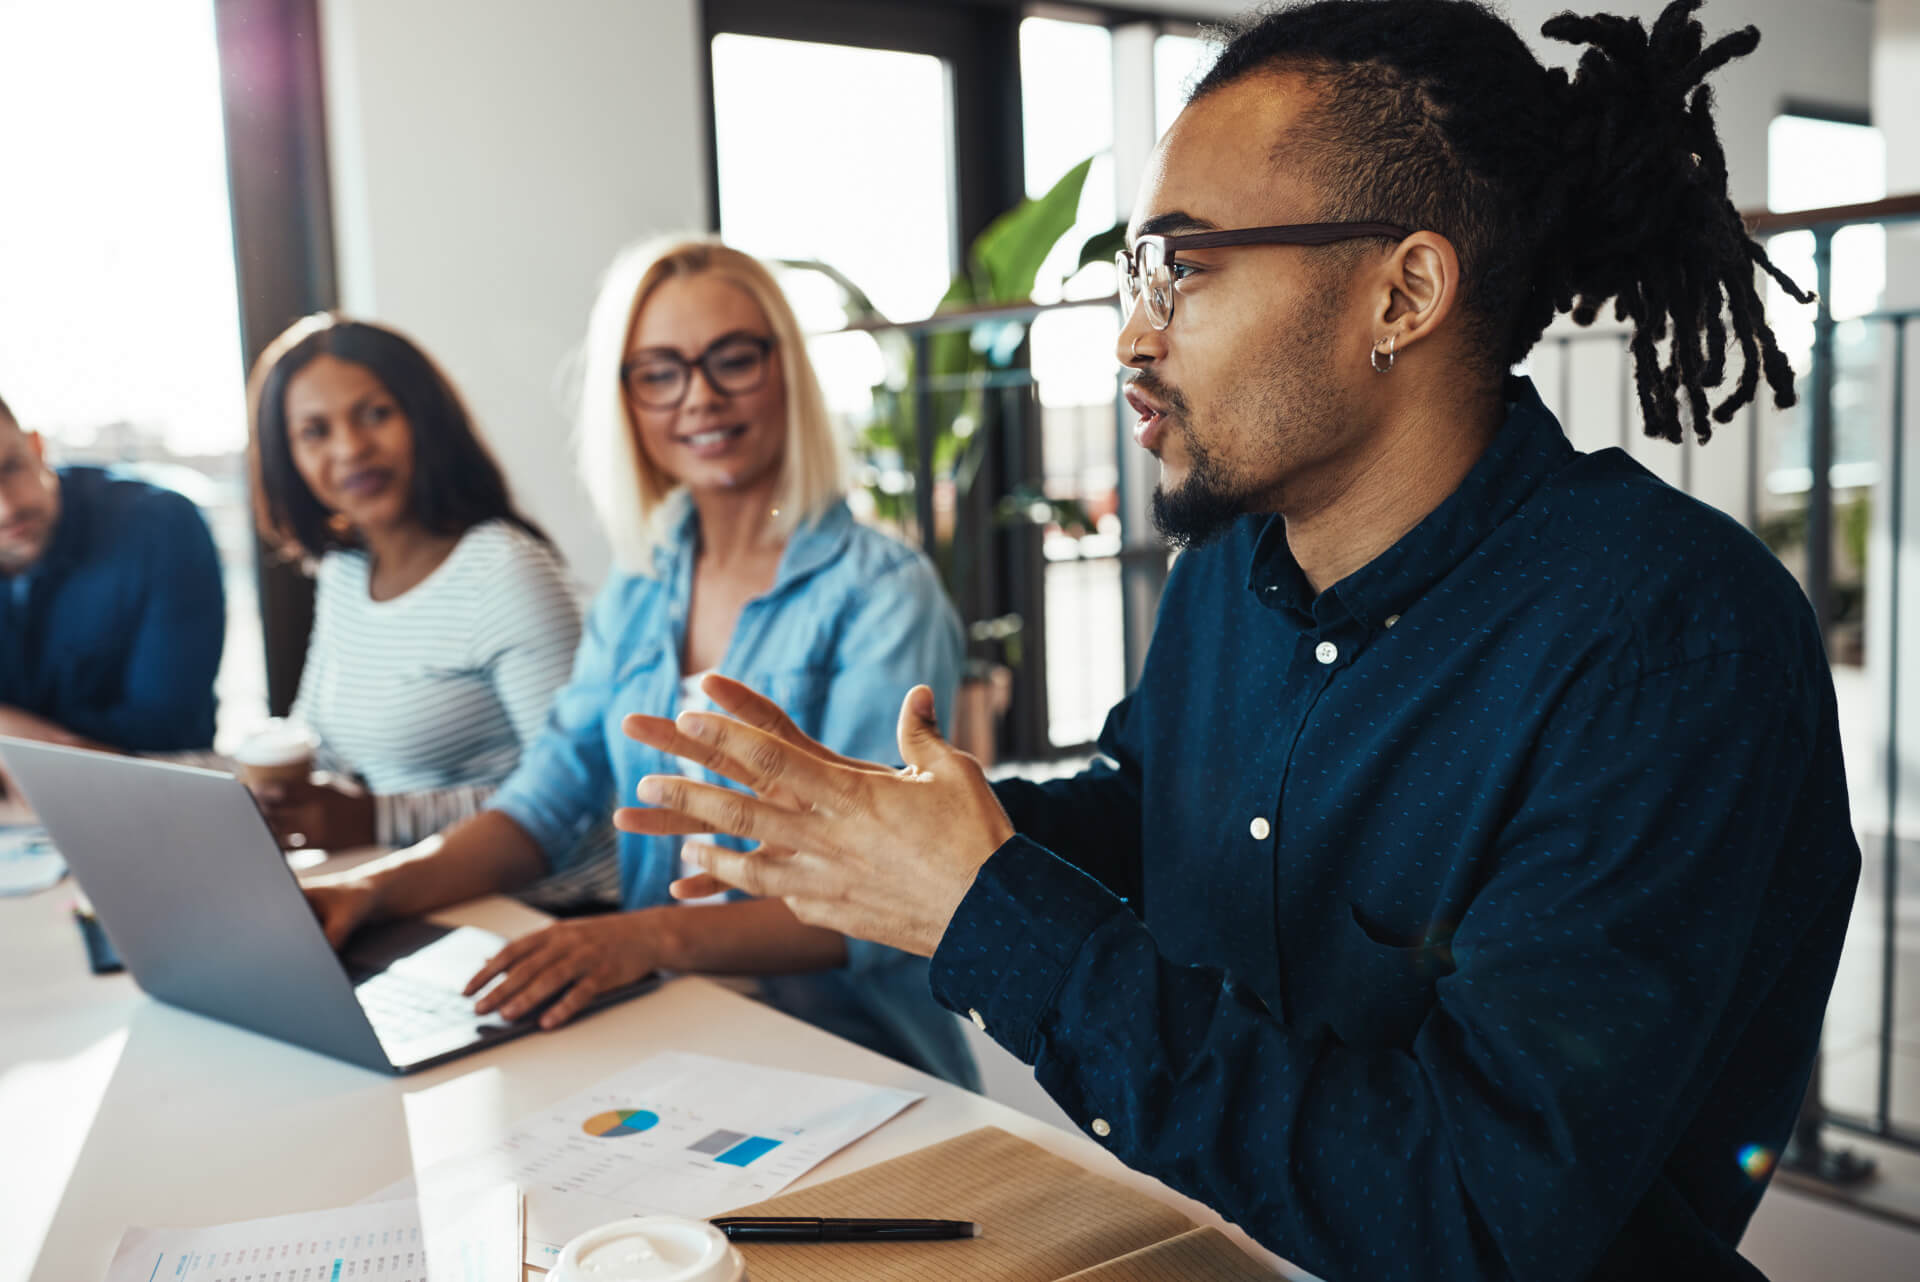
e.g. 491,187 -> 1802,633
2,1 -> 1919,1273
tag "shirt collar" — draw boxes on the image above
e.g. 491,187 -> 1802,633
1247,376 -> 1574,631
654,489 -> 855,592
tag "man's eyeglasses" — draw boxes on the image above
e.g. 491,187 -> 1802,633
621,334 -> 777,409
1118,222 -> 1411,330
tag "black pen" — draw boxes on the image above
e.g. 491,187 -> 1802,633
710,1216 -> 979,1242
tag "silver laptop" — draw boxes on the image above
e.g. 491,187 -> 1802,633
0,737 -> 656,1073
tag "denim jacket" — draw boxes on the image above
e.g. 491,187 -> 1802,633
489,494 -> 975,1086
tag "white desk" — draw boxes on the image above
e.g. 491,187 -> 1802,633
1,862 -> 1293,1280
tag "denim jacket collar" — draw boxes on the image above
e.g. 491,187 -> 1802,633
651,490 -> 857,601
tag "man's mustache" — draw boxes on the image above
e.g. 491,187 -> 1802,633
1127,371 -> 1191,421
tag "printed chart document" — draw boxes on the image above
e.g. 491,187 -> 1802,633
103,1182 -> 520,1282
372,1051 -> 922,1267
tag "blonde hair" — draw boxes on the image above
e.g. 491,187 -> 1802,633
576,236 -> 846,574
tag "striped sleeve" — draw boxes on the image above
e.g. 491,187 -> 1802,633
374,780 -> 501,847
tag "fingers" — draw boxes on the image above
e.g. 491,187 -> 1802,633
493,954 -> 585,1022
697,674 -> 872,770
613,802 -> 719,837
473,938 -> 576,1018
326,910 -> 356,950
538,975 -> 603,1030
630,774 -> 826,850
303,887 -> 359,950
669,840 -> 796,899
896,684 -> 951,772
668,870 -> 730,899
621,714 -> 740,780
673,711 -> 843,802
466,929 -> 545,998
684,840 -> 806,901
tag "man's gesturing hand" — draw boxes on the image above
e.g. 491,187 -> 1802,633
614,675 -> 1014,958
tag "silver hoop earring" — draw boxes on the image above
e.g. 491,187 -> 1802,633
1131,335 -> 1144,360
1371,334 -> 1396,373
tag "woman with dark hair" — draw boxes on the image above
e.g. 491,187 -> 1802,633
245,314 -> 615,905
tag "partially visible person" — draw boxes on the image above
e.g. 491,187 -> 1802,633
245,316 -> 615,904
302,240 -> 976,1087
0,390 -> 224,754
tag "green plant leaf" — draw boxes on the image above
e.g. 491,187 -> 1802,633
1077,220 -> 1127,273
970,155 -> 1094,303
775,257 -> 889,325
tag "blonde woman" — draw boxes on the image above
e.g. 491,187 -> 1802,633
304,239 -> 974,1086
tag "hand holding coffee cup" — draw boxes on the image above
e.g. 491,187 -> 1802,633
232,719 -> 319,793
233,721 -> 372,852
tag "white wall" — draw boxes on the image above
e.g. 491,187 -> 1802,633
320,0 -> 709,588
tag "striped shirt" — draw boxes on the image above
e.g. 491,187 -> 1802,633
293,520 -> 619,904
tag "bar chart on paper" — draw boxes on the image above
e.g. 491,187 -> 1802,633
103,1183 -> 519,1282
370,1052 -> 922,1266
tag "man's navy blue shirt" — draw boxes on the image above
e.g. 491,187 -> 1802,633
933,379 -> 1859,1281
0,466 -> 224,751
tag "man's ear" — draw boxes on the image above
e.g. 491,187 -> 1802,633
25,430 -> 46,465
1373,230 -> 1462,356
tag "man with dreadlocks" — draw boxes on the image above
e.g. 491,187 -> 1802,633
617,2 -> 1856,1277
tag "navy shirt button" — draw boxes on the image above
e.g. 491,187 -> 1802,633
1315,640 -> 1339,664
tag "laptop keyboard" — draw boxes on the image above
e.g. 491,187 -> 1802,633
356,969 -> 504,1043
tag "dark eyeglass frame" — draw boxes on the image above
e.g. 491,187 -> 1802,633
620,333 -> 778,409
1118,222 -> 1412,330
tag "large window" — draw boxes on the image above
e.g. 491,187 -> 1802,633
713,34 -> 957,326
0,0 -> 265,747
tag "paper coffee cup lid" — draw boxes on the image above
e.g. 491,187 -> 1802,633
551,1216 -> 746,1282
233,718 -> 319,766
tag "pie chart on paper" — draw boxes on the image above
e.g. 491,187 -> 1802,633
582,1108 -> 660,1138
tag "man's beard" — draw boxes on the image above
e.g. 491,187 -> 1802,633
1150,427 -> 1250,549
1145,284 -> 1346,551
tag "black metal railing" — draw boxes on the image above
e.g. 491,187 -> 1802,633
1750,195 -> 1920,1172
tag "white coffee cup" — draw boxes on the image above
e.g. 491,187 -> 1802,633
550,1216 -> 747,1282
232,718 -> 319,792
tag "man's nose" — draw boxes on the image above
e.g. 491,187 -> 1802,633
1117,299 -> 1163,368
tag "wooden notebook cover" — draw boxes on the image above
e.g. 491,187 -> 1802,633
722,1125 -> 1255,1281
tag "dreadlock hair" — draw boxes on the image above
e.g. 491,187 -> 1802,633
1192,0 -> 1812,445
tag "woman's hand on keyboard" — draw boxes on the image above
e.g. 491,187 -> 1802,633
463,914 -> 656,1030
